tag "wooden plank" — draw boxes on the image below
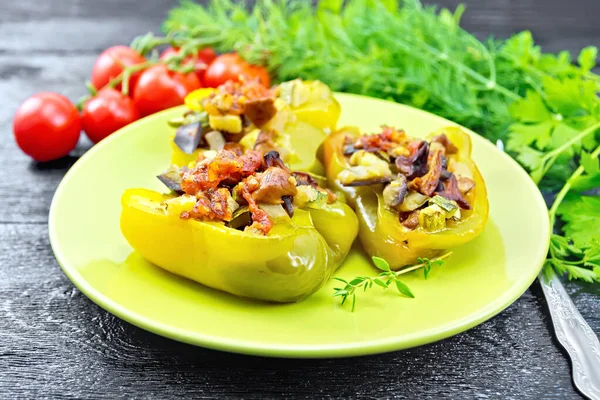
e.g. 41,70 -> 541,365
1,0 -> 599,397
0,224 -> 597,398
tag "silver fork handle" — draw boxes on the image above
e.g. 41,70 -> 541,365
495,139 -> 600,399
539,269 -> 600,400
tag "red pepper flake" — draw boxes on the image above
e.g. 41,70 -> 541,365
202,78 -> 273,116
223,142 -> 244,155
239,150 -> 264,177
180,188 -> 235,222
352,126 -> 407,153
181,149 -> 264,196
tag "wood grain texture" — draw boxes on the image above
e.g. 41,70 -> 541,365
1,0 -> 598,398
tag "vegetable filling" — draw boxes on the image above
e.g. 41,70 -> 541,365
338,127 -> 476,232
169,78 -> 309,161
159,149 -> 336,235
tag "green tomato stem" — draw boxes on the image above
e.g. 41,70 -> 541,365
107,60 -> 157,92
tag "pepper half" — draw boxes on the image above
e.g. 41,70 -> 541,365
120,188 -> 358,302
170,80 -> 340,174
323,126 -> 489,269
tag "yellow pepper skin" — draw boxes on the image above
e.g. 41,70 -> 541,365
323,126 -> 489,269
286,80 -> 341,131
120,188 -> 358,302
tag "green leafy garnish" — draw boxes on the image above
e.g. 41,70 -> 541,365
163,0 -> 600,284
418,257 -> 445,279
557,195 -> 600,248
545,146 -> 600,283
333,254 -> 450,311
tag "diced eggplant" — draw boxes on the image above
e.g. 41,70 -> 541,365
398,190 -> 429,212
205,130 -> 226,151
440,155 -> 452,181
343,144 -> 356,156
228,206 -> 252,230
338,151 -> 393,186
342,175 -> 392,186
382,175 -> 408,208
174,122 -> 204,154
157,165 -> 185,194
282,195 -> 294,217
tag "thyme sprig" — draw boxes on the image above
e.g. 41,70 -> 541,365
333,253 -> 451,311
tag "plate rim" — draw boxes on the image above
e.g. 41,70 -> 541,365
49,93 -> 551,358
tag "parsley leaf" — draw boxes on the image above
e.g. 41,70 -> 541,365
572,151 -> 600,192
546,235 -> 600,283
508,91 -> 550,123
557,195 -> 600,248
578,46 -> 598,72
580,151 -> 600,175
507,121 -> 553,150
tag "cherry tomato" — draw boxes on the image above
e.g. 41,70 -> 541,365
204,53 -> 270,88
160,47 -> 217,83
13,92 -> 81,162
133,64 -> 202,117
81,88 -> 140,143
91,46 -> 146,91
197,47 -> 218,66
245,64 -> 271,88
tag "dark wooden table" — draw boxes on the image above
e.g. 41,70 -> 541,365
1,0 -> 599,398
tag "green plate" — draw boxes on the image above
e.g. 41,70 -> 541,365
49,93 -> 550,358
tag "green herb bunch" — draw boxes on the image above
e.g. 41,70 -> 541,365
163,0 -> 600,283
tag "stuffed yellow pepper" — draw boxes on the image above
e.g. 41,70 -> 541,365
121,149 -> 358,302
169,79 -> 340,175
323,125 -> 488,269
